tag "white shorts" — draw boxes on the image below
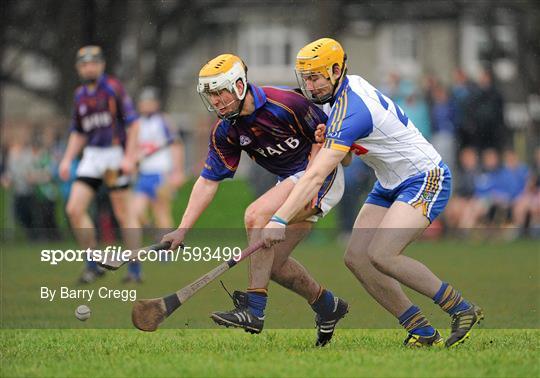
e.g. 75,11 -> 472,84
76,146 -> 130,187
281,164 -> 344,222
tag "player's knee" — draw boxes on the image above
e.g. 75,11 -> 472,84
114,211 -> 128,227
366,245 -> 388,272
244,205 -> 266,229
270,258 -> 287,277
343,249 -> 357,271
369,256 -> 385,273
270,267 -> 282,282
368,251 -> 396,275
344,248 -> 369,271
65,203 -> 83,221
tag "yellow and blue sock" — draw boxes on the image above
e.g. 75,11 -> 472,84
310,287 -> 336,318
128,261 -> 141,278
399,305 -> 436,336
433,282 -> 472,315
86,260 -> 99,271
247,288 -> 267,318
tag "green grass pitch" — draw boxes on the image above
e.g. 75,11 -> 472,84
2,329 -> 538,377
1,181 -> 539,377
1,238 -> 539,377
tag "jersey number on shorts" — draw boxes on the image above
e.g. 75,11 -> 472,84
375,90 -> 409,127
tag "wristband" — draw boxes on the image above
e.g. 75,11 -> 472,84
270,215 -> 288,226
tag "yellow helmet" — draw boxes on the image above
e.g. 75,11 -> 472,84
197,54 -> 248,119
295,38 -> 346,104
296,38 -> 346,83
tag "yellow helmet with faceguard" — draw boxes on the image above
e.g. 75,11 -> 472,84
295,38 -> 347,104
197,54 -> 248,120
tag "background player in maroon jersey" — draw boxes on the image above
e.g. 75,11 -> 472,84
58,46 -> 142,283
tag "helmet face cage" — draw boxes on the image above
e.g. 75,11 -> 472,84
295,70 -> 333,105
197,79 -> 243,120
197,58 -> 248,120
76,46 -> 104,65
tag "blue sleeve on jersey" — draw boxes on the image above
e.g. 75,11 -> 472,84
200,122 -> 240,181
201,149 -> 236,181
323,91 -> 373,151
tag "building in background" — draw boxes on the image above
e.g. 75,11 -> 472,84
3,0 -> 539,171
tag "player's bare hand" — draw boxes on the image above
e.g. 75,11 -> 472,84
120,156 -> 136,175
161,228 -> 187,250
59,159 -> 72,181
262,221 -> 286,248
315,124 -> 326,144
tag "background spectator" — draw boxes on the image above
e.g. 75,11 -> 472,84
445,147 -> 480,230
430,82 -> 456,172
458,148 -> 506,230
3,142 -> 38,239
511,147 -> 540,236
451,68 -> 478,149
471,68 -> 505,151
29,138 -> 60,240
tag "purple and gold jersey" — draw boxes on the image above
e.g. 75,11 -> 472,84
70,74 -> 138,147
201,84 -> 327,181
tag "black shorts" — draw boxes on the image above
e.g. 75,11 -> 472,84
75,176 -> 130,192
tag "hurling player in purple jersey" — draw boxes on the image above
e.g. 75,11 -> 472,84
162,54 -> 348,346
58,46 -> 142,284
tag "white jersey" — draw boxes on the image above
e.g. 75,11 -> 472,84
138,113 -> 174,174
322,75 -> 441,189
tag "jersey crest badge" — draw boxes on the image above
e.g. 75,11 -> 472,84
421,191 -> 435,202
240,135 -> 252,146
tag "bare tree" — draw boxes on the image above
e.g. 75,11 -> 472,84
1,0 -> 131,114
2,0 -> 227,115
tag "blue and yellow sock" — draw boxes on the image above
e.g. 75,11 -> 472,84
247,288 -> 267,318
310,287 -> 336,318
86,260 -> 98,271
128,261 -> 141,278
398,305 -> 436,336
433,282 -> 471,315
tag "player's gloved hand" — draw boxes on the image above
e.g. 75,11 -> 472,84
161,228 -> 187,250
262,220 -> 287,248
314,124 -> 326,144
120,156 -> 136,175
59,159 -> 72,181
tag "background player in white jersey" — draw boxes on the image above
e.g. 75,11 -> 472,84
58,46 -> 141,283
262,38 -> 483,348
133,87 -> 185,229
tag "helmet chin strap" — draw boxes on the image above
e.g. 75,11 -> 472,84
218,96 -> 246,122
226,84 -> 250,122
327,66 -> 347,106
311,69 -> 346,105
81,77 -> 98,85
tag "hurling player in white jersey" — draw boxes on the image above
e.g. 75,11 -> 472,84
262,38 -> 483,348
133,87 -> 185,229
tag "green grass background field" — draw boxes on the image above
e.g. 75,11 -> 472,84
1,180 -> 540,377
2,329 -> 538,377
